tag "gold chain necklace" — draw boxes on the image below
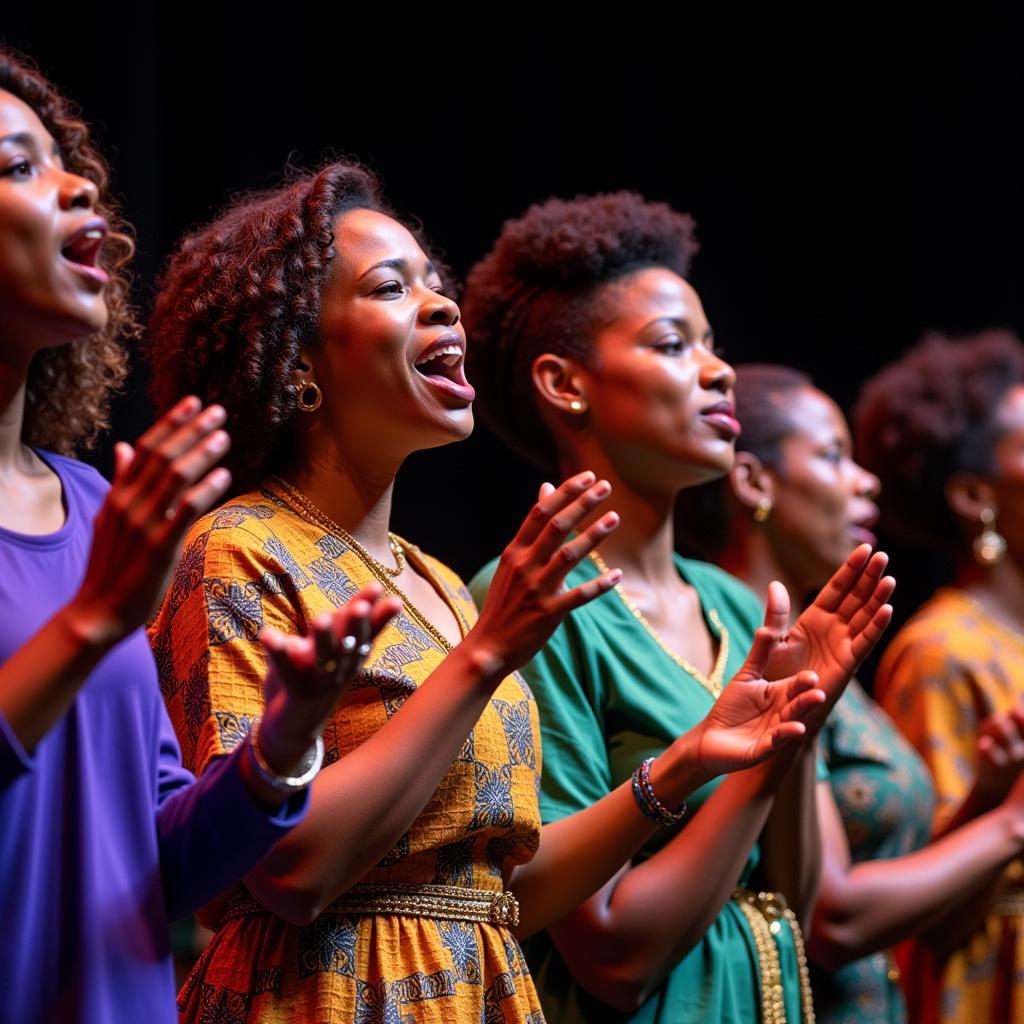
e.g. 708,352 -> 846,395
270,476 -> 406,577
589,550 -> 728,699
268,476 -> 459,654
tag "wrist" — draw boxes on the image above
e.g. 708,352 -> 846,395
60,599 -> 126,651
258,692 -> 327,775
653,731 -> 713,805
993,802 -> 1024,851
454,632 -> 510,689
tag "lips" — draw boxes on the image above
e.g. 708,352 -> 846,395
60,218 -> 109,287
699,399 -> 742,439
413,334 -> 476,404
848,506 -> 880,548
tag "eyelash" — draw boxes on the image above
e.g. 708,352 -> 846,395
1,159 -> 32,180
373,281 -> 449,298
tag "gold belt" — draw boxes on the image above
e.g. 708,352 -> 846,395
221,882 -> 520,928
733,888 -> 816,1024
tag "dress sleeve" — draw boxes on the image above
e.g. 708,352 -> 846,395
153,702 -> 306,920
877,635 -> 978,833
149,520 -> 305,777
519,616 -> 614,824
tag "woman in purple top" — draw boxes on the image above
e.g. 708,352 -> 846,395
0,48 -> 401,1023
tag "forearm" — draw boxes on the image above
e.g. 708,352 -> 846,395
0,603 -> 117,756
757,744 -> 821,927
812,805 -> 1024,968
244,641 -> 504,923
549,764 -> 783,1010
509,734 -> 710,938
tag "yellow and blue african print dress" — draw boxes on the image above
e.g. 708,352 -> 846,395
148,482 -> 545,1024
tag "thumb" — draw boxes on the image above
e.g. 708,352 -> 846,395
764,581 -> 790,636
733,626 -> 778,682
112,442 -> 136,487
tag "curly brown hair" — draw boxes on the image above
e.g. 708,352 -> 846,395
148,160 -> 451,494
853,329 -> 1024,550
0,47 -> 135,455
461,192 -> 699,469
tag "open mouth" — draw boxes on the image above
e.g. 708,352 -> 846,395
413,337 -> 476,404
60,220 -> 110,287
699,400 -> 742,439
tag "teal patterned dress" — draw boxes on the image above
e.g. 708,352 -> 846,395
813,679 -> 935,1023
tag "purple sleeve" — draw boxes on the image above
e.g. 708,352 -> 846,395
0,711 -> 33,790
154,707 -> 307,920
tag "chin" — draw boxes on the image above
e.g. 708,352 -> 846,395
418,406 -> 475,449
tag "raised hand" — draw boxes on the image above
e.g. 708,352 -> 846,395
256,584 -> 401,777
977,707 -> 1024,808
467,471 -> 620,675
760,546 -> 895,711
693,615 -> 826,778
69,396 -> 233,644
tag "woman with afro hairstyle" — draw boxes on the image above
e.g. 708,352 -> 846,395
701,363 -> 1024,1024
856,331 -> 1024,1024
0,48 -> 401,1024
463,192 -> 895,1024
145,161 -> 836,1024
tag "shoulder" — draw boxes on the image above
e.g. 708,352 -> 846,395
38,450 -> 109,510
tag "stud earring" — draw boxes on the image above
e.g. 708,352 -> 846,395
973,507 -> 1006,566
294,380 -> 323,412
568,399 -> 587,414
753,498 -> 772,524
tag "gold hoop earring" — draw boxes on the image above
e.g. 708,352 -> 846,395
753,499 -> 772,524
295,380 -> 323,413
974,507 -> 1006,566
568,399 -> 587,414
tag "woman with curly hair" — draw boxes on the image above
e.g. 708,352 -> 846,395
462,192 -> 894,1023
701,363 -> 1024,1024
145,162 -> 845,1024
0,48 -> 405,1024
855,331 -> 1024,1024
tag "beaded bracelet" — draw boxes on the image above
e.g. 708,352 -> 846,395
631,756 -> 687,827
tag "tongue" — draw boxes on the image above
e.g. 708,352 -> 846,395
62,238 -> 99,266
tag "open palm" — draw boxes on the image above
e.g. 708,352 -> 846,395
761,545 -> 895,710
694,617 -> 826,777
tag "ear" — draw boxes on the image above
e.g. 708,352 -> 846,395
730,450 -> 775,512
531,353 -> 589,416
289,348 -> 316,389
946,472 -> 998,524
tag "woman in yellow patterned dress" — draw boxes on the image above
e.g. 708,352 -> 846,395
145,161 -> 837,1023
856,330 -> 1024,1024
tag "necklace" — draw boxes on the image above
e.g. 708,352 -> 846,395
270,476 -> 406,577
268,476 -> 460,654
590,550 -> 728,699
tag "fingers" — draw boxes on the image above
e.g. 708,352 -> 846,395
162,467 -> 233,543
813,544 -> 874,613
554,567 -> 622,615
510,471 -> 597,549
849,603 -> 894,662
112,442 -> 135,486
121,396 -> 203,486
846,574 -> 897,636
979,734 -> 1009,768
537,512 -> 620,589
763,581 -> 791,637
537,482 -> 556,502
834,552 -> 890,623
777,677 -> 827,722
733,626 -> 781,682
148,429 -> 232,519
531,479 -> 613,562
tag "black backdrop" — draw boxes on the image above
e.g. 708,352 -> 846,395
4,4 -> 1023,656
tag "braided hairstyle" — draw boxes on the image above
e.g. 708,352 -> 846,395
0,47 -> 136,454
148,160 -> 448,493
854,329 -> 1024,549
462,192 -> 699,469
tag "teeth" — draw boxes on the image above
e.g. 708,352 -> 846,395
416,344 -> 462,367
83,229 -> 103,240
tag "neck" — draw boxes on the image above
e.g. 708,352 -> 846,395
280,425 -> 403,563
720,525 -> 802,622
558,447 -> 678,586
0,356 -> 32,472
956,555 -> 1024,634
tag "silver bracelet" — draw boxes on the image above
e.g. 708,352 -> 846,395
247,717 -> 324,796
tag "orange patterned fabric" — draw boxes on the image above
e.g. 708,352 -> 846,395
876,588 -> 1024,1024
149,482 -> 545,1023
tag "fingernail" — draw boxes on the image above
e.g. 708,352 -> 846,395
209,431 -> 229,453
577,471 -> 596,487
592,480 -> 611,497
601,512 -> 619,529
607,569 -> 622,583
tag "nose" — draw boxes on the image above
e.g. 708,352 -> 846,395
854,462 -> 881,500
699,347 -> 736,394
59,170 -> 98,212
420,289 -> 461,327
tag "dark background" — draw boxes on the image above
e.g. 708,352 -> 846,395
5,4 -> 1023,668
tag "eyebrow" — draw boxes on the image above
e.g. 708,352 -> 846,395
639,316 -> 714,340
356,256 -> 436,282
0,131 -> 61,159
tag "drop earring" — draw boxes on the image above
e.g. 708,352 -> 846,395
753,499 -> 772,524
973,507 -> 1006,566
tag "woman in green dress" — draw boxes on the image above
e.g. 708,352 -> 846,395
700,363 -> 1024,1024
462,192 -> 894,1023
